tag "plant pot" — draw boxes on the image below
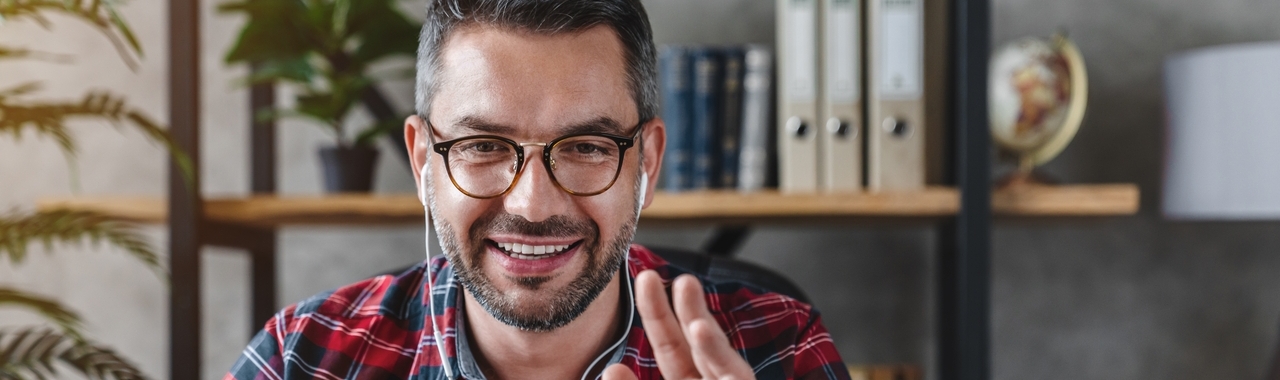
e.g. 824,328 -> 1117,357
319,145 -> 380,192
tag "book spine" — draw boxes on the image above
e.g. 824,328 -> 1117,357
718,47 -> 747,189
658,45 -> 693,192
738,45 -> 773,192
690,47 -> 723,190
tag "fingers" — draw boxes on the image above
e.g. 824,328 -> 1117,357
672,275 -> 754,378
602,363 -> 638,380
634,270 -> 699,379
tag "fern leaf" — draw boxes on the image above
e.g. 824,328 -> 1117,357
0,210 -> 164,279
0,327 -> 150,380
0,91 -> 194,186
0,288 -> 84,339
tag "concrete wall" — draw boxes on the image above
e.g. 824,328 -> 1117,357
2,0 -> 1279,379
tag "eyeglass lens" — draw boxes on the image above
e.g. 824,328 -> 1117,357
445,135 -> 623,197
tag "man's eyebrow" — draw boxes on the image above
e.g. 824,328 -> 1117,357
450,116 -> 517,135
559,117 -> 626,135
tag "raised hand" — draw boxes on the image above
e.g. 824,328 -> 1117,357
603,270 -> 755,380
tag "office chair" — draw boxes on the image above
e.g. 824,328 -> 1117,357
647,246 -> 810,304
1268,317 -> 1280,380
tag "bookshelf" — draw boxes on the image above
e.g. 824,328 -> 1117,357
38,185 -> 1138,226
146,0 -> 1017,378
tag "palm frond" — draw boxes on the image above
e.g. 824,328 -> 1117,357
0,0 -> 142,69
0,90 -> 195,187
0,327 -> 150,380
0,288 -> 83,340
0,46 -> 72,63
0,210 -> 164,279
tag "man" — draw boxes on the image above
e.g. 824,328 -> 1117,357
227,0 -> 849,379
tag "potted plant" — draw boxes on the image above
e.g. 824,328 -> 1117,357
220,0 -> 420,192
0,0 -> 190,378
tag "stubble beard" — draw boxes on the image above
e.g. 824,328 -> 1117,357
428,177 -> 639,332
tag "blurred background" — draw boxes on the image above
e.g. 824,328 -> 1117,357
2,0 -> 1280,379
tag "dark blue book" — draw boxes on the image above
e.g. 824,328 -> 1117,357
689,47 -> 723,190
658,45 -> 693,192
717,47 -> 747,189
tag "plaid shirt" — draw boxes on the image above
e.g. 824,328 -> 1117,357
226,244 -> 850,380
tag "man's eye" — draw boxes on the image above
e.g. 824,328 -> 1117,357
573,143 -> 606,154
460,141 -> 508,153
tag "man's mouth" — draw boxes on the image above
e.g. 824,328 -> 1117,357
491,240 -> 580,260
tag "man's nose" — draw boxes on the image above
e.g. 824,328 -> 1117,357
503,152 -> 571,223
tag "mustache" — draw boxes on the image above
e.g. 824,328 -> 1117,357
468,211 -> 596,239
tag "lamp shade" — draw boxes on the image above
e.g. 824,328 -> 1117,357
1163,41 -> 1280,220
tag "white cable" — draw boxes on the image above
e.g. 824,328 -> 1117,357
421,163 -> 455,380
578,171 -> 646,380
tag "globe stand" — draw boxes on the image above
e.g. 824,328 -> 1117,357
995,156 -> 1060,191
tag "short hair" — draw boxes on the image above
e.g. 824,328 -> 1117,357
415,0 -> 659,123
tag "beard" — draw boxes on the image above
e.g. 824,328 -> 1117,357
427,174 -> 641,332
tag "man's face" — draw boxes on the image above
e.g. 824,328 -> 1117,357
412,25 -> 662,332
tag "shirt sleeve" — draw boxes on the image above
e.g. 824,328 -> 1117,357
224,320 -> 287,380
792,311 -> 852,380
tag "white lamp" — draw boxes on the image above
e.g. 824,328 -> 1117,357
1163,41 -> 1280,220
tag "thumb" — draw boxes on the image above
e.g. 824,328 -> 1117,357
602,363 -> 639,380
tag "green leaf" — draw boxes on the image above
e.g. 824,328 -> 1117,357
103,5 -> 141,57
0,82 -> 44,98
0,289 -> 83,340
0,210 -> 167,281
0,327 -> 151,380
0,90 -> 194,189
220,0 -> 314,64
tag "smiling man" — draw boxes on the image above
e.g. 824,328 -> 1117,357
227,1 -> 848,379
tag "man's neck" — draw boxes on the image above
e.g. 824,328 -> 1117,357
462,273 -> 626,380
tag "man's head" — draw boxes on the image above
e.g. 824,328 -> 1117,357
404,0 -> 664,333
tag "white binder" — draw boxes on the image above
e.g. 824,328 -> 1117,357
819,0 -> 862,192
867,0 -> 925,191
776,0 -> 820,193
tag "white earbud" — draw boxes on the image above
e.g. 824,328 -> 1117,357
418,164 -> 429,207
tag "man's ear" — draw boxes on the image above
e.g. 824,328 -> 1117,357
640,118 -> 665,209
405,115 -> 429,192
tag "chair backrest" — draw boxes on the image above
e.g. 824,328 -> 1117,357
648,246 -> 811,304
1269,318 -> 1280,380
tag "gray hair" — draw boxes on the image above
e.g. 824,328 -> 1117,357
414,0 -> 659,123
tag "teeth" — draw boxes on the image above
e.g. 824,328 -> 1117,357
496,242 -> 572,258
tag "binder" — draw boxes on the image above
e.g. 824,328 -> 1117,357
776,0 -> 821,193
658,45 -> 693,191
819,0 -> 862,192
737,46 -> 773,192
867,0 -> 925,191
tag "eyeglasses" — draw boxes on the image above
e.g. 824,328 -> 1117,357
427,119 -> 644,199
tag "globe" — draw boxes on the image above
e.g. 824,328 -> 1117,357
988,34 -> 1088,170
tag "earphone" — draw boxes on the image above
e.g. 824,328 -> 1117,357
419,162 -> 455,379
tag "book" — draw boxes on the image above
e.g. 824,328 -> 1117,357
689,47 -> 723,190
738,45 -> 774,192
718,47 -> 747,189
658,45 -> 694,192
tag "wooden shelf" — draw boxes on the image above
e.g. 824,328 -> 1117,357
35,184 -> 1138,227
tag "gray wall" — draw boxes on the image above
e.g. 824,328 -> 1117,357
2,0 -> 1279,379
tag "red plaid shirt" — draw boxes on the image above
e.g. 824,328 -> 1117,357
226,245 -> 849,379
